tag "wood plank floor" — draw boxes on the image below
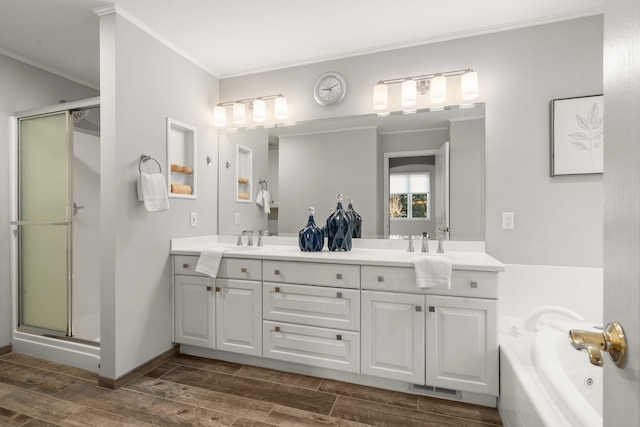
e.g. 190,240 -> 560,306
0,352 -> 502,426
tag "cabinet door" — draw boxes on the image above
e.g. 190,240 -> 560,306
174,274 -> 215,348
425,295 -> 498,396
216,279 -> 262,356
361,291 -> 425,383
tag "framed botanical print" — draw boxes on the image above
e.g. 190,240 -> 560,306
550,94 -> 604,176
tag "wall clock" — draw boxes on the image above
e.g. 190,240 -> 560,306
313,72 -> 347,105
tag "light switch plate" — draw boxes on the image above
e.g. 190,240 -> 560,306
190,212 -> 197,227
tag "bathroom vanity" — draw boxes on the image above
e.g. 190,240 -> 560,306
170,236 -> 504,406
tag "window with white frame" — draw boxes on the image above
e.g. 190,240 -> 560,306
389,172 -> 430,220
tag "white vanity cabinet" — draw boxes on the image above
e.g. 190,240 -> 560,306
173,255 -> 262,356
360,265 -> 499,397
262,260 -> 361,373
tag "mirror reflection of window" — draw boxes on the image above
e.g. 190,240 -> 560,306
390,172 -> 431,220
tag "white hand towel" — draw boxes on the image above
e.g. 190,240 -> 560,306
412,255 -> 452,289
256,189 -> 271,214
195,247 -> 230,278
138,172 -> 169,212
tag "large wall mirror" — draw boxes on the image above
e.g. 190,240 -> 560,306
218,104 -> 485,241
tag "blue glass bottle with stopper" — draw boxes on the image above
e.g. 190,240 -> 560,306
298,207 -> 324,252
346,197 -> 362,238
326,194 -> 353,251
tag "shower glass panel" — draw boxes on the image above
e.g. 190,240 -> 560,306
17,112 -> 71,336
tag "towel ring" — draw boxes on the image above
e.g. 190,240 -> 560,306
259,179 -> 268,191
139,155 -> 162,174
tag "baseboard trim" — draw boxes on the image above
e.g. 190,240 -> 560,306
0,344 -> 12,356
98,344 -> 179,389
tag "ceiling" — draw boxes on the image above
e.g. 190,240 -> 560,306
0,0 -> 603,89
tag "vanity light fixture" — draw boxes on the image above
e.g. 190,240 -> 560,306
373,68 -> 479,112
213,94 -> 288,128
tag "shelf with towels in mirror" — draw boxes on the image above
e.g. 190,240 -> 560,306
237,144 -> 252,203
167,117 -> 197,199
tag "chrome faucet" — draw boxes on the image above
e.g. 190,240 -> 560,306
421,232 -> 429,253
569,321 -> 627,368
241,230 -> 254,246
257,230 -> 264,247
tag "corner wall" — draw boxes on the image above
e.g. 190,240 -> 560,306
0,54 -> 99,348
99,10 -> 219,379
220,15 -> 604,268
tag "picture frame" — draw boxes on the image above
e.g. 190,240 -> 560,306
550,94 -> 604,176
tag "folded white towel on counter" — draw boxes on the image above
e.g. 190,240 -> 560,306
137,172 -> 169,212
413,255 -> 452,289
196,246 -> 230,278
256,189 -> 271,214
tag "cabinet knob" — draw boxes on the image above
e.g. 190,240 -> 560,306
215,287 -> 221,292
470,281 -> 478,288
275,326 -> 280,332
415,306 -> 422,312
274,269 -> 280,275
336,334 -> 342,341
182,263 -> 189,269
275,287 -> 280,293
429,306 -> 436,312
241,267 -> 248,273
336,292 -> 342,298
206,286 -> 212,291
377,276 -> 384,282
336,273 -> 343,280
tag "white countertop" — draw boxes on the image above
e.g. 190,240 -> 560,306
171,235 -> 505,272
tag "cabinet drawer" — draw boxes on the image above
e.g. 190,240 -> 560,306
263,321 -> 359,373
361,266 -> 498,299
263,261 -> 359,289
174,255 -> 203,276
218,258 -> 262,281
263,283 -> 360,331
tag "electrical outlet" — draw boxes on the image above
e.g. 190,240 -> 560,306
190,212 -> 198,227
502,212 -> 514,230
235,213 -> 240,225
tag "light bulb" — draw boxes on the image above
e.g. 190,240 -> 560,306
373,83 -> 388,110
430,75 -> 446,104
233,102 -> 245,125
401,79 -> 417,107
274,95 -> 288,120
461,70 -> 479,101
253,98 -> 266,122
213,105 -> 226,128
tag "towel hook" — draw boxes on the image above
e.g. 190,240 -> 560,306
259,179 -> 268,191
139,155 -> 162,174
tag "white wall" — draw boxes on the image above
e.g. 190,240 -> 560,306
0,54 -> 99,348
99,11 -> 219,379
277,127 -> 379,237
221,16 -> 604,268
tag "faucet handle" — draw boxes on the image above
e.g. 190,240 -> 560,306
236,234 -> 243,246
406,236 -> 414,252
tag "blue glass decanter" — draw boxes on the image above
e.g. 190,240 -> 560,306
298,207 -> 324,252
326,194 -> 353,251
346,197 -> 362,238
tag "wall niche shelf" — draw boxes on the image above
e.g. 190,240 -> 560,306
236,144 -> 252,203
167,117 -> 197,199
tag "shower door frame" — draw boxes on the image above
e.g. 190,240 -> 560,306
10,97 -> 100,339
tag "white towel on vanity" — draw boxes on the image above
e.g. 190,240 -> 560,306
256,189 -> 271,214
196,247 -> 230,278
137,172 -> 169,212
412,255 -> 452,289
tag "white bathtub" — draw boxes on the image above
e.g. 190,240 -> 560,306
499,317 -> 603,427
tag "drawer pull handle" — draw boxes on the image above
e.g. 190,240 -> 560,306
336,335 -> 342,341
275,326 -> 280,332
377,276 -> 384,282
336,292 -> 342,298
275,287 -> 280,293
336,273 -> 342,280
215,287 -> 221,292
274,269 -> 280,275
241,267 -> 248,273
182,263 -> 189,269
415,306 -> 422,312
470,281 -> 478,288
206,286 -> 212,291
429,306 -> 436,313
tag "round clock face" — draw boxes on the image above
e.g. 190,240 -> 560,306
314,73 -> 346,105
